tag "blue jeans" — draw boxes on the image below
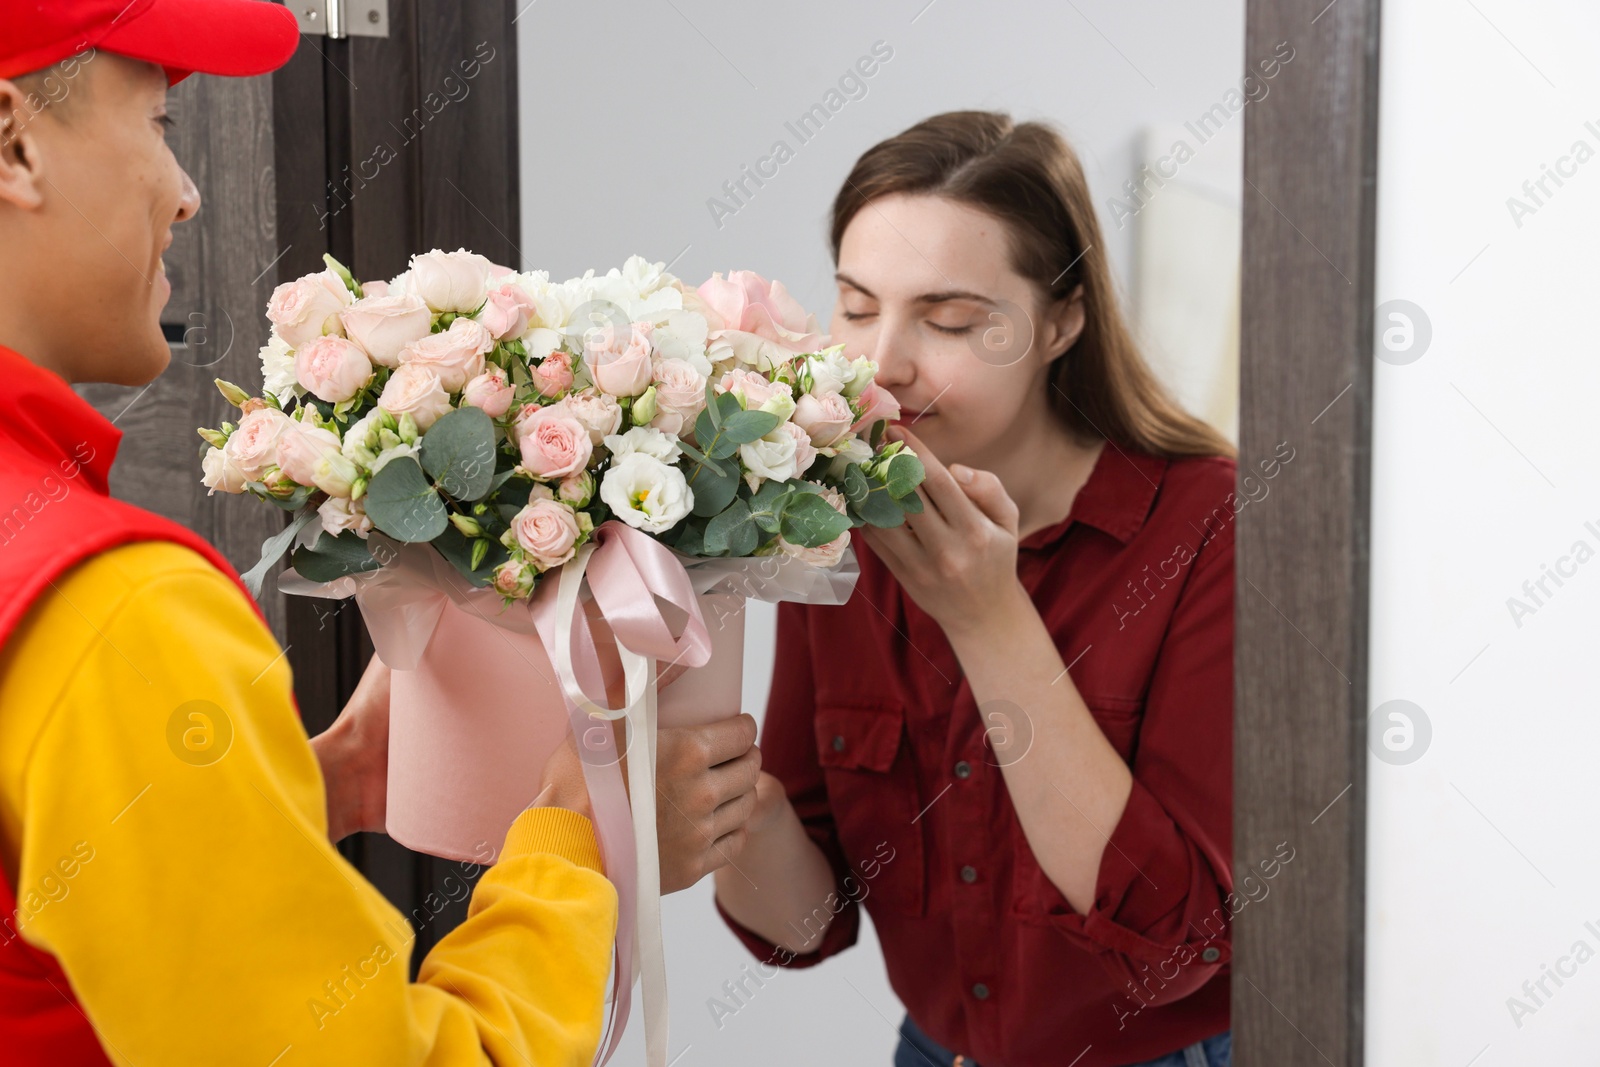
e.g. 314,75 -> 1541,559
893,1014 -> 1231,1067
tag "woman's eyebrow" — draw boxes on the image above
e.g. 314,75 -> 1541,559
835,272 -> 997,306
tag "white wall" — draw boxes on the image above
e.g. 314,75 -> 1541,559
1367,0 -> 1600,1061
517,2 -> 1243,1062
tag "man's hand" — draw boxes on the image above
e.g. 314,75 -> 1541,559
309,653 -> 391,843
653,713 -> 762,894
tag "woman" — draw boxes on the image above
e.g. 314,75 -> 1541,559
713,111 -> 1237,1067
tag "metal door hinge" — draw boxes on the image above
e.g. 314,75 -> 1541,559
291,0 -> 389,38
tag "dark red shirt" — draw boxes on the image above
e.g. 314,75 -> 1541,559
716,444 -> 1237,1067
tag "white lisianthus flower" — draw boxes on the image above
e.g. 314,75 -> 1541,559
599,452 -> 694,534
340,409 -> 383,467
602,425 -> 683,464
259,334 -> 298,405
843,356 -> 877,398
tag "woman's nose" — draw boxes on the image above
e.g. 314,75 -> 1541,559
175,167 -> 201,222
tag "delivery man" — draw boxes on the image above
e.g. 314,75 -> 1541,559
0,1 -> 762,1063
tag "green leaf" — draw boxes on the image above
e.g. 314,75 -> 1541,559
433,524 -> 508,586
240,507 -> 320,597
895,489 -> 925,515
720,409 -> 780,445
885,451 -> 926,499
689,461 -> 741,517
703,378 -> 722,430
703,499 -> 758,556
677,436 -> 726,478
364,457 -> 448,542
869,418 -> 886,450
779,491 -> 852,548
290,529 -> 382,583
419,406 -> 497,502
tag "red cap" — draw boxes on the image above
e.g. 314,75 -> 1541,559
0,0 -> 299,86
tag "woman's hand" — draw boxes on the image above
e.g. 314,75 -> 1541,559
861,425 -> 1026,641
309,653 -> 392,843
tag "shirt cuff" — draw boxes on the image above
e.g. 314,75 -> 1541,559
713,888 -> 860,969
501,807 -> 605,875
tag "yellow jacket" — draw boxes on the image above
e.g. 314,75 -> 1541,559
0,539 -> 617,1065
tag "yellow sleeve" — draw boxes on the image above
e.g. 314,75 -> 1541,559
0,540 -> 617,1067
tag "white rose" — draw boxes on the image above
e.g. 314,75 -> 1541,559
805,348 -> 857,397
318,495 -> 374,539
554,391 -> 624,445
200,446 -> 247,495
378,363 -> 453,431
739,426 -> 800,489
602,425 -> 683,464
599,452 -> 694,534
408,248 -> 493,313
825,435 -> 875,478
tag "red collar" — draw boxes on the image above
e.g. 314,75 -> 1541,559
0,345 -> 121,496
1018,441 -> 1167,551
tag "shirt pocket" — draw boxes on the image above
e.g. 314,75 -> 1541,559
1008,694 -> 1145,924
813,702 -> 927,917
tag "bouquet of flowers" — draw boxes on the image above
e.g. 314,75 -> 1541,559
198,249 -> 925,1067
201,249 -> 924,593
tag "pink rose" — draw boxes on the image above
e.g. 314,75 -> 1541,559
649,358 -> 707,436
511,498 -> 581,571
583,320 -> 656,397
378,363 -> 453,431
493,558 -> 536,598
360,279 -> 391,298
339,292 -> 433,367
517,409 -> 594,479
511,401 -> 544,439
476,282 -> 538,340
697,270 -> 827,366
408,248 -> 492,313
716,367 -> 791,409
294,335 -> 373,403
399,317 -> 492,393
277,422 -> 354,495
550,391 -> 623,445
530,351 -> 575,397
849,381 -> 902,435
266,269 -> 353,349
793,390 -> 855,447
223,406 -> 294,480
462,366 -> 515,418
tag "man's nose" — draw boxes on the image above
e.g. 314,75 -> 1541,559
175,167 -> 201,222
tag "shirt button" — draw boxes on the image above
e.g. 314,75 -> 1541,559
971,982 -> 990,1000
954,760 -> 972,779
832,735 -> 845,752
1201,946 -> 1222,963
959,864 -> 978,883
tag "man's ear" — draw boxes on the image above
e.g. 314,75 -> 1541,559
0,79 -> 48,211
1041,284 -> 1087,365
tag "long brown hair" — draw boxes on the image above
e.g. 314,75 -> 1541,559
830,110 -> 1235,461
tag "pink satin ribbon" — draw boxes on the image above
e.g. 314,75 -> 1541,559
529,520 -> 712,1066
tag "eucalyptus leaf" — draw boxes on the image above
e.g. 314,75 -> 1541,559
720,409 -> 780,445
780,490 -> 852,548
690,462 -> 741,517
241,507 -> 319,597
289,529 -> 382,583
885,451 -> 926,499
703,499 -> 757,556
363,457 -> 448,542
419,406 -> 497,502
